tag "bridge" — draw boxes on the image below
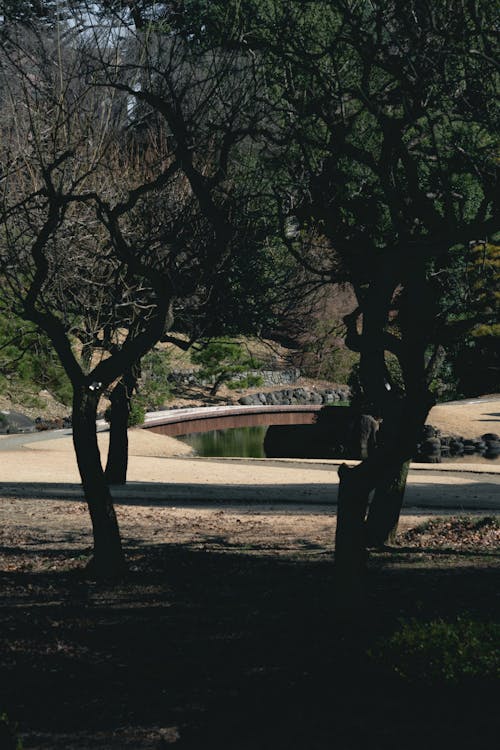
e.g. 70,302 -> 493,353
143,404 -> 321,437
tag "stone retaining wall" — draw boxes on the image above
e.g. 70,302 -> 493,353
238,386 -> 351,406
167,368 -> 301,388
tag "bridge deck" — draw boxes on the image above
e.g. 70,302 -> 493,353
143,404 -> 321,437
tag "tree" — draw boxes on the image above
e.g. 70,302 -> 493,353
435,241 -> 499,397
0,23 -> 179,574
214,0 -> 497,597
0,6 -> 292,574
191,338 -> 262,396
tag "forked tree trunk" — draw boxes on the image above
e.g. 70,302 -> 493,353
72,385 -> 125,577
334,397 -> 430,606
105,367 -> 139,485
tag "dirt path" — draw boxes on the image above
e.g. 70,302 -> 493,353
0,397 -> 498,556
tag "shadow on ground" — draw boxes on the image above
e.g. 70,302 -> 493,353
0,539 -> 499,749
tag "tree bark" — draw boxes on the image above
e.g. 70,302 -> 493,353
334,392 -> 431,606
72,385 -> 126,577
335,463 -> 372,607
365,459 -> 410,547
105,367 -> 139,485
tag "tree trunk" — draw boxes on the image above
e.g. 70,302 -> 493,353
73,385 -> 126,577
334,463 -> 372,607
210,375 -> 224,397
105,367 -> 138,485
365,459 -> 410,547
334,398 -> 429,606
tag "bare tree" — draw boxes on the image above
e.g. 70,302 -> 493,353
0,8 -> 282,575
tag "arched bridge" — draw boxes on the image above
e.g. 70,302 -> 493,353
143,405 -> 322,437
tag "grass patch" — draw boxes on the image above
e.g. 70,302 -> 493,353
370,617 -> 500,684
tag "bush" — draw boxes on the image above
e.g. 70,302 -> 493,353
227,374 -> 263,390
136,349 -> 172,410
127,400 -> 146,427
369,618 -> 500,684
0,712 -> 22,749
0,312 -> 72,406
192,338 -> 263,396
295,319 -> 359,383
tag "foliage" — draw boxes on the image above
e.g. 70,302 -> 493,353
253,0 -> 497,416
103,349 -> 172,425
430,242 -> 500,397
297,317 -> 358,383
191,338 -> 263,396
136,349 -> 172,411
0,312 -> 72,407
369,618 -> 500,685
126,399 -> 146,427
0,712 -> 22,750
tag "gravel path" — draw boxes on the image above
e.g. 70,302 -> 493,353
0,397 -> 498,512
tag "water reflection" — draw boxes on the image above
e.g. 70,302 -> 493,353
178,426 -> 267,458
177,425 -> 500,463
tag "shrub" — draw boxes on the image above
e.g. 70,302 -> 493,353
0,312 -> 72,406
296,319 -> 359,383
136,350 -> 172,410
0,712 -> 22,749
127,400 -> 146,427
369,618 -> 500,684
192,338 -> 262,396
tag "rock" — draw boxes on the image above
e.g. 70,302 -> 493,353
421,437 -> 441,453
0,411 -> 36,434
483,439 -> 500,458
449,438 -> 464,452
238,396 -> 256,405
265,392 -> 279,405
418,437 -> 441,462
422,424 -> 438,439
485,445 -> 500,459
323,393 -> 337,403
482,433 -> 499,442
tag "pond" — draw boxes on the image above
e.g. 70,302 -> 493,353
177,425 -> 500,462
178,426 -> 267,458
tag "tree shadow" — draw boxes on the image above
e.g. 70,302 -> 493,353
0,478 -> 498,511
374,545 -> 498,558
0,541 -> 498,748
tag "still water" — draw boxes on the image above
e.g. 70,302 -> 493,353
178,426 -> 267,458
177,425 -> 500,462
